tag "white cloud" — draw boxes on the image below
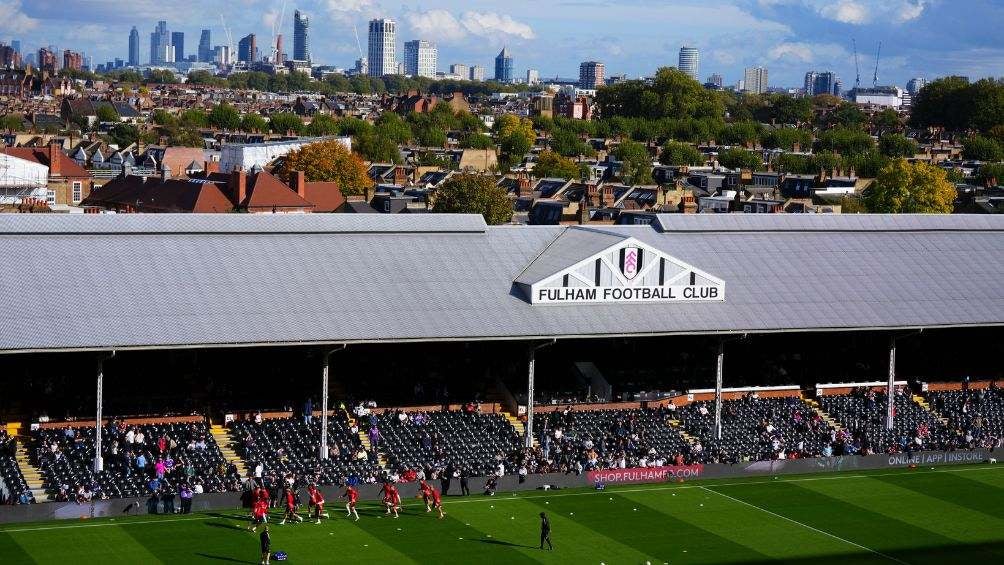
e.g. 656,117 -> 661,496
820,1 -> 868,24
262,10 -> 279,30
767,42 -> 848,63
0,0 -> 37,33
405,10 -> 467,43
758,0 -> 930,25
460,12 -> 535,40
323,0 -> 378,23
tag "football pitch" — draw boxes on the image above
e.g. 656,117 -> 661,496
1,464 -> 1003,564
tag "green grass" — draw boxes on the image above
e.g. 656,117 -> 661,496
2,464 -> 1004,564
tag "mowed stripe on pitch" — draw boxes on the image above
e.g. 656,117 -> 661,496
10,521 -> 163,564
0,531 -> 36,565
712,480 -> 966,565
620,487 -> 881,563
871,472 -> 1004,521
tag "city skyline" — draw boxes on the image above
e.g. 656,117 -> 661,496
3,1 -> 1004,86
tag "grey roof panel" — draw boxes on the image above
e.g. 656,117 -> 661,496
655,214 -> 1004,233
1,214 -> 1002,352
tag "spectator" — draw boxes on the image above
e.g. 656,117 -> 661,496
179,485 -> 194,514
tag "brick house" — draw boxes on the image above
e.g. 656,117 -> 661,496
4,142 -> 93,207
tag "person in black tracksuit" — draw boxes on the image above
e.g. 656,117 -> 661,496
259,525 -> 271,565
539,512 -> 553,550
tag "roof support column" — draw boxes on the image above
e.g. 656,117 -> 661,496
886,336 -> 896,431
714,340 -> 724,441
526,340 -> 556,449
94,350 -> 116,473
320,345 -> 346,460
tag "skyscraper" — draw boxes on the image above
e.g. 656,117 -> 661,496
526,68 -> 540,86
805,71 -> 838,96
198,29 -> 212,63
450,64 -> 468,79
803,71 -> 818,95
171,32 -> 185,62
707,74 -> 723,88
293,10 -> 310,62
367,19 -> 395,77
63,50 -> 83,71
578,61 -> 604,89
238,34 -> 257,63
404,40 -> 437,78
494,47 -> 512,83
678,46 -> 699,80
469,65 -> 485,82
128,27 -> 140,66
150,21 -> 172,64
743,66 -> 768,94
10,40 -> 20,55
907,77 -> 927,95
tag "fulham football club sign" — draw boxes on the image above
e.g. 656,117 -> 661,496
524,237 -> 724,305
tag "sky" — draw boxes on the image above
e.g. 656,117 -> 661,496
5,0 -> 1004,87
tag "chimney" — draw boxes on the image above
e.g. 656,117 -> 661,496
578,195 -> 590,225
601,184 -> 613,206
204,160 -> 219,174
393,166 -> 407,186
587,182 -> 598,207
292,170 -> 306,199
230,168 -> 247,207
364,183 -> 373,203
160,164 -> 171,182
48,140 -> 62,176
517,173 -> 531,197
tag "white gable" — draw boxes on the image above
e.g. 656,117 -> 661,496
527,237 -> 725,305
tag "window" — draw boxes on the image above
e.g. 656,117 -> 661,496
46,190 -> 56,205
72,181 -> 82,204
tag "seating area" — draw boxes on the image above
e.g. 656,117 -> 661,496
676,396 -> 834,463
374,410 -> 522,477
230,415 -> 378,485
1,430 -> 32,504
29,422 -> 237,501
819,389 -> 953,454
928,387 -> 1004,449
526,407 -> 692,472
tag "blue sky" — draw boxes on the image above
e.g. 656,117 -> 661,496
6,0 -> 1004,87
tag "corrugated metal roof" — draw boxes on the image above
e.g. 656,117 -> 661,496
1,214 -> 1002,352
514,227 -> 627,286
655,214 -> 1004,232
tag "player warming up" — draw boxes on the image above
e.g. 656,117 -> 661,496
248,495 -> 269,533
342,485 -> 360,521
280,486 -> 303,524
419,480 -> 445,519
259,524 -> 271,565
307,484 -> 329,524
382,481 -> 401,518
539,512 -> 553,550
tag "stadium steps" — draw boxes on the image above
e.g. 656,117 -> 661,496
211,424 -> 248,477
913,394 -> 950,426
671,420 -> 699,446
801,397 -> 843,431
356,429 -> 388,467
6,423 -> 47,500
503,411 -> 536,447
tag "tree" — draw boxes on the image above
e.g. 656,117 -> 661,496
717,147 -> 761,171
460,132 -> 493,149
207,104 -> 240,130
95,104 -> 120,123
151,109 -> 177,127
305,114 -> 339,136
864,160 -> 956,213
179,109 -> 208,129
718,121 -> 762,146
493,114 -> 535,170
147,69 -> 178,84
550,129 -> 593,158
659,141 -> 704,166
414,126 -> 447,147
962,136 -> 1004,162
595,67 -> 724,121
0,113 -> 24,131
613,140 -> 653,184
169,127 -> 205,148
375,112 -> 412,144
977,163 -> 1004,186
878,134 -> 920,158
106,124 -> 139,148
273,139 -> 372,196
872,109 -> 902,133
431,173 -> 513,225
240,113 -> 268,133
269,112 -> 304,134
816,127 -> 874,156
355,131 -> 401,163
533,151 -> 581,179
762,128 -> 812,151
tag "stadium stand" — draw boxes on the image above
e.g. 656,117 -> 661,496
29,422 -> 238,501
229,416 -> 379,485
527,407 -> 693,472
375,409 -> 522,477
818,389 -> 953,454
676,396 -> 834,463
928,386 -> 1004,449
1,430 -> 32,504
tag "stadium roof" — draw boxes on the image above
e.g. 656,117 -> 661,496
1,213 -> 1003,353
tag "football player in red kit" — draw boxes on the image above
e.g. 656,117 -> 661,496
419,480 -> 445,519
381,482 -> 400,518
248,496 -> 269,532
307,484 -> 329,524
280,486 -> 303,524
342,485 -> 360,521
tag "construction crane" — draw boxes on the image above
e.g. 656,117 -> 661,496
873,41 -> 882,88
352,23 -> 364,61
852,39 -> 861,90
219,14 -> 235,65
268,0 -> 288,64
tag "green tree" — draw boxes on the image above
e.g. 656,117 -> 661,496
95,104 -> 120,123
550,129 -> 594,158
878,134 -> 920,158
962,136 -> 1004,162
659,141 -> 704,166
106,123 -> 140,148
816,127 -> 875,156
0,113 -> 25,131
614,140 -> 653,184
273,139 -> 373,196
864,159 -> 956,213
493,114 -> 535,170
269,112 -> 304,134
375,112 -> 413,144
774,153 -> 814,174
147,69 -> 178,84
909,76 -> 974,131
460,133 -> 493,149
431,173 -> 513,225
872,109 -> 902,133
977,163 -> 1004,185
169,127 -> 205,147
719,121 -> 762,146
414,126 -> 447,147
717,147 -> 761,170
305,114 -> 339,136
179,109 -> 208,129
355,131 -> 401,163
207,104 -> 240,130
533,151 -> 581,179
762,128 -> 813,151
240,113 -> 268,133
151,109 -> 177,127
